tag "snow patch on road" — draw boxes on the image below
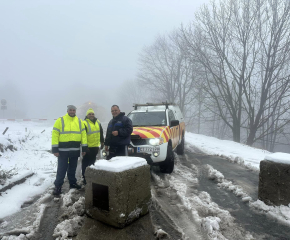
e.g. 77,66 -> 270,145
154,228 -> 168,239
0,191 -> 53,239
53,216 -> 84,240
206,164 -> 290,227
162,156 -> 254,240
206,164 -> 251,200
62,189 -> 78,208
53,189 -> 85,239
202,216 -> 220,234
250,200 -> 290,227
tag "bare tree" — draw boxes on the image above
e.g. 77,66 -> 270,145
244,0 -> 290,146
138,30 -> 196,120
182,0 -> 290,146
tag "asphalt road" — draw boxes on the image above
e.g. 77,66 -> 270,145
180,150 -> 290,240
2,150 -> 290,240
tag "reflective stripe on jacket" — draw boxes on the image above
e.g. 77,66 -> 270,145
51,113 -> 88,153
83,119 -> 101,147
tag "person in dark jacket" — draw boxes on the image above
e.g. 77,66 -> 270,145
104,105 -> 133,159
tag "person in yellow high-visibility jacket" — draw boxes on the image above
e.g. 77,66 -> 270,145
51,105 -> 88,195
82,108 -> 104,184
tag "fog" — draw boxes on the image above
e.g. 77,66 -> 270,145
0,0 -> 208,120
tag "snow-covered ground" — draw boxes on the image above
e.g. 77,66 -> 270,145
185,131 -> 272,171
1,121 -> 290,239
0,120 -> 57,219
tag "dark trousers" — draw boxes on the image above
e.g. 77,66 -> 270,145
82,147 -> 99,181
54,151 -> 79,187
107,145 -> 127,160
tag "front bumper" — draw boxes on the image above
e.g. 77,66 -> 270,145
128,141 -> 168,164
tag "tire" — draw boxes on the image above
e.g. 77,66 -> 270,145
176,136 -> 185,155
160,144 -> 174,174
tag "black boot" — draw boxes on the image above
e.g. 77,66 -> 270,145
53,186 -> 62,195
70,183 -> 81,189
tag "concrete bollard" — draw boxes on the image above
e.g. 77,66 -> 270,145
259,153 -> 290,206
85,157 -> 151,228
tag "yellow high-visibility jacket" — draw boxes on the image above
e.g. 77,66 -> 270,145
83,118 -> 101,147
51,113 -> 88,153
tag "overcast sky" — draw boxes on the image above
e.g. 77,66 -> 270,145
0,0 -> 209,119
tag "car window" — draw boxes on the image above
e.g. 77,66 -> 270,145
168,110 -> 176,123
128,112 -> 167,126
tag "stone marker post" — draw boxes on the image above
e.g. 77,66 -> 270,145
259,157 -> 290,206
85,157 -> 151,228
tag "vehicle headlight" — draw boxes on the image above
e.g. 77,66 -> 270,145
149,138 -> 164,145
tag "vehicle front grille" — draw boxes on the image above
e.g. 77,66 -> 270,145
131,139 -> 147,145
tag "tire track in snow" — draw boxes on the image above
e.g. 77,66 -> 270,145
150,156 -> 207,240
174,154 -> 255,240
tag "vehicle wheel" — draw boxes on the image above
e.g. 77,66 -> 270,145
176,136 -> 184,155
160,144 -> 174,174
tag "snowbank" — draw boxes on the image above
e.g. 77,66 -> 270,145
0,120 -> 56,219
185,132 -> 271,171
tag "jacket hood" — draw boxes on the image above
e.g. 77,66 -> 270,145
84,116 -> 97,120
84,116 -> 97,124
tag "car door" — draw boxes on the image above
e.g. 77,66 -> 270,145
168,110 -> 179,149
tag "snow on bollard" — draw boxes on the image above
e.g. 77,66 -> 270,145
84,156 -> 151,228
259,153 -> 290,206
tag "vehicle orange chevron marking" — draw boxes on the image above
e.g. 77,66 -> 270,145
132,126 -> 170,143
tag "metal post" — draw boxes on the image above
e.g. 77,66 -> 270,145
125,145 -> 128,156
2,127 -> 9,135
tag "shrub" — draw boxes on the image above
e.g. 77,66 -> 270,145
0,166 -> 16,185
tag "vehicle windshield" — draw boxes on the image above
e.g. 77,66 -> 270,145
128,112 -> 167,127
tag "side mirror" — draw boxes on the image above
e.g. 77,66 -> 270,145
170,120 -> 179,127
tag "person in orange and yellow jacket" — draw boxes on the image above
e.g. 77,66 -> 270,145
82,108 -> 104,184
51,105 -> 88,195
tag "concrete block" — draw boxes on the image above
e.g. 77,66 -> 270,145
85,157 -> 151,228
258,160 -> 290,206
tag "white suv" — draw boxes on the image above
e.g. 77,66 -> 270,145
127,103 -> 185,173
